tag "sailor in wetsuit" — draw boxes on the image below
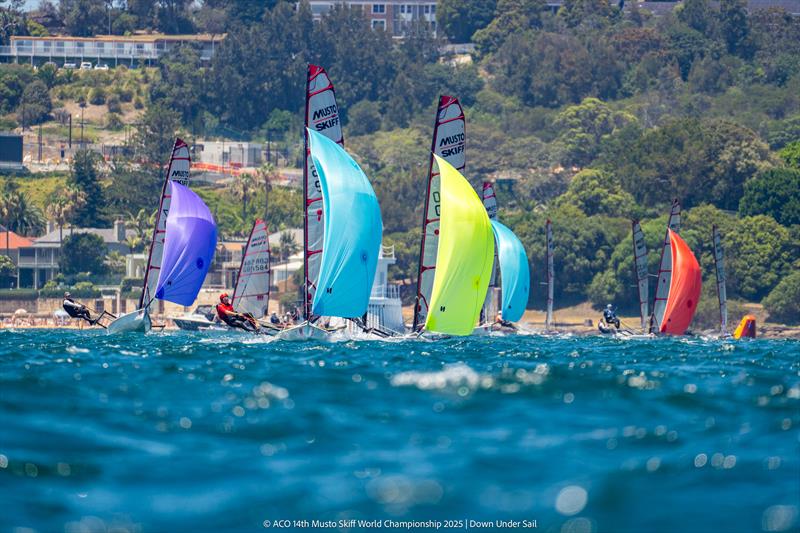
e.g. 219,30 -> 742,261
216,293 -> 258,332
62,292 -> 95,324
602,304 -> 621,330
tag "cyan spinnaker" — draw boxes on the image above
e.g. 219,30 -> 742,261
307,128 -> 382,318
490,220 -> 529,323
425,155 -> 494,336
154,182 -> 217,306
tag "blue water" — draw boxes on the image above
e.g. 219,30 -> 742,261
0,330 -> 798,533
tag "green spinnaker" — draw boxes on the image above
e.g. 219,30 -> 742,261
425,155 -> 495,335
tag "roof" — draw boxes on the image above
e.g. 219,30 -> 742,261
32,227 -> 135,247
11,33 -> 225,43
0,231 -> 34,249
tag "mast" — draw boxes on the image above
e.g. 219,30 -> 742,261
303,64 -> 343,321
545,219 -> 554,331
139,138 -> 190,309
650,198 -> 681,333
413,95 -> 465,331
712,225 -> 728,335
481,181 -> 499,323
632,219 -> 649,332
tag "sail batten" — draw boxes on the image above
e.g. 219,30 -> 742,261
414,95 -> 466,331
140,138 -> 191,308
712,225 -> 728,335
651,199 -> 681,332
632,220 -> 649,332
232,219 -> 271,319
303,64 -> 343,319
491,220 -> 529,323
424,155 -> 493,336
154,182 -> 217,306
307,128 -> 382,319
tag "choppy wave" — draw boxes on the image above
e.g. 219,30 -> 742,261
0,330 -> 797,532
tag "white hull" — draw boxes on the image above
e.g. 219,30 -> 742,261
107,308 -> 151,334
172,315 -> 214,331
276,322 -> 333,341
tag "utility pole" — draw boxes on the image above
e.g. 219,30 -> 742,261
37,122 -> 42,162
68,114 -> 72,148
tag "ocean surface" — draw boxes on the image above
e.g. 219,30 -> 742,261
0,330 -> 798,533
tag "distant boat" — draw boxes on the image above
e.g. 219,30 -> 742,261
278,129 -> 382,340
545,219 -> 554,331
631,219 -> 649,333
413,95 -> 466,332
658,229 -> 701,335
489,220 -> 530,325
108,181 -> 217,334
107,138 -> 193,334
477,181 -> 500,330
650,198 -> 681,333
712,225 -> 729,337
423,155 -> 494,336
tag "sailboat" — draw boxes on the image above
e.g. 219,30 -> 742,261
277,128 -> 383,340
230,218 -> 272,332
544,219 -> 555,332
108,181 -> 217,333
712,225 -> 729,337
107,138 -> 194,333
413,95 -> 466,332
421,155 -> 494,336
488,219 -> 530,329
649,198 -> 681,333
658,229 -> 702,334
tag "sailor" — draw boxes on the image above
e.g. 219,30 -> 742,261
495,310 -> 515,329
602,304 -> 620,329
62,292 -> 95,324
270,312 -> 280,325
216,293 -> 258,332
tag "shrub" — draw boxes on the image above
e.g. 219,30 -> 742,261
133,96 -> 144,109
762,271 -> 800,325
106,94 -> 122,114
106,112 -> 123,130
89,87 -> 106,105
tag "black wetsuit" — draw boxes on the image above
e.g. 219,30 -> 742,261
603,309 -> 620,329
63,298 -> 92,322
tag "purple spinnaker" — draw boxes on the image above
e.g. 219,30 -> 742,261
154,182 -> 217,306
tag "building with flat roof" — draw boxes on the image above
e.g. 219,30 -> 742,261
306,0 -> 437,37
0,33 -> 224,67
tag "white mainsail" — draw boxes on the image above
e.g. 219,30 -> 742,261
232,219 -> 271,319
481,181 -> 500,323
632,219 -> 649,332
140,138 -> 191,308
712,225 -> 728,335
545,219 -> 554,331
413,95 -> 465,331
303,64 -> 343,320
651,199 -> 681,332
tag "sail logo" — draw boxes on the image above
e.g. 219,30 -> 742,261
312,104 -> 339,132
312,104 -> 338,121
170,169 -> 190,185
314,115 -> 339,132
438,133 -> 465,158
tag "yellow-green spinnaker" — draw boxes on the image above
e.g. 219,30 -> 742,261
425,155 -> 495,335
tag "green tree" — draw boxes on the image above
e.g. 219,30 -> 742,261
19,79 -> 52,125
124,208 -> 154,253
149,45 -> 205,126
557,169 -> 638,218
738,167 -> 800,226
718,0 -> 752,57
130,104 -> 181,166
60,232 -> 107,276
228,172 -> 258,225
553,97 -> 637,166
473,0 -> 546,55
762,271 -> 800,325
677,0 -> 713,34
69,150 -> 106,227
778,140 -> 800,169
60,0 -> 107,37
0,254 -> 15,287
44,185 -> 87,251
725,215 -> 793,300
437,0 -> 496,43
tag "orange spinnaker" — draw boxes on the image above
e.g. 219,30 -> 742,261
660,230 -> 702,335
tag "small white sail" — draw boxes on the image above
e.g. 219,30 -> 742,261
545,219 -> 554,331
632,220 -> 649,332
481,181 -> 500,322
413,95 -> 465,330
303,64 -> 343,319
651,199 -> 680,332
232,219 -> 271,319
712,225 -> 728,335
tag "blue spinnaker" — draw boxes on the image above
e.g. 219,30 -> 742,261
154,182 -> 217,306
491,220 -> 529,322
307,128 -> 382,318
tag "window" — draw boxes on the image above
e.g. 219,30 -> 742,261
423,5 -> 430,13
431,4 -> 436,13
371,19 -> 386,30
372,3 -> 385,13
399,4 -> 404,13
